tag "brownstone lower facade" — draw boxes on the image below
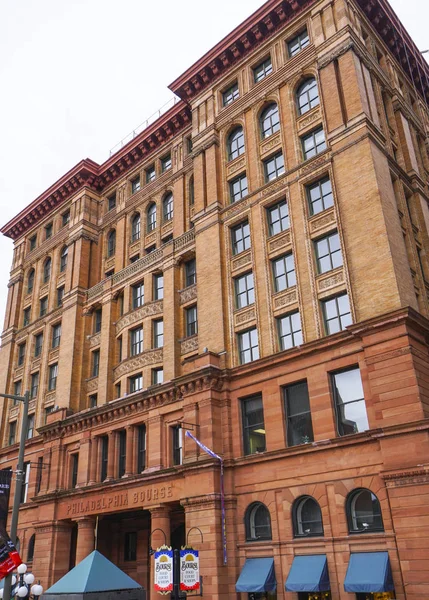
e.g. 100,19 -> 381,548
4,307 -> 429,600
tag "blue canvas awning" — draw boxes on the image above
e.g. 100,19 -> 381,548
236,558 -> 276,593
285,555 -> 330,592
344,552 -> 394,593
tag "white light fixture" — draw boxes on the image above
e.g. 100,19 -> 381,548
17,564 -> 28,575
17,586 -> 28,598
31,584 -> 43,598
23,574 -> 34,586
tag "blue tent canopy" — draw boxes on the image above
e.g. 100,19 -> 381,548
285,555 -> 330,592
236,558 -> 276,593
44,550 -> 142,594
344,552 -> 394,593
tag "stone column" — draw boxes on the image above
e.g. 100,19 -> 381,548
76,433 -> 91,487
33,521 -> 73,589
106,431 -> 116,481
125,425 -> 134,477
75,516 -> 96,565
149,506 -> 171,599
88,437 -> 98,485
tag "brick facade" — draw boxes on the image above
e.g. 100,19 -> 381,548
1,0 -> 429,598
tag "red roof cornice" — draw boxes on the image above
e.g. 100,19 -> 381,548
1,101 -> 191,240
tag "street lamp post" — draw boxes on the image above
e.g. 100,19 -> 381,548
0,391 -> 30,600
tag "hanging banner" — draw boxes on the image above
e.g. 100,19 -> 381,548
154,545 -> 173,594
0,470 -> 22,580
180,547 -> 200,592
185,430 -> 227,564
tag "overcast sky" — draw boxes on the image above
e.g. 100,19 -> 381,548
0,0 -> 428,332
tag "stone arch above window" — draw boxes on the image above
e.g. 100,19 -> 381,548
227,126 -> 245,161
346,488 -> 384,533
244,502 -> 272,541
260,103 -> 280,139
292,495 -> 324,537
296,77 -> 319,116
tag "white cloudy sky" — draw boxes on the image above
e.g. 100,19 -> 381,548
0,0 -> 428,331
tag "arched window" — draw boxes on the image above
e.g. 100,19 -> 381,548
147,203 -> 157,232
43,258 -> 51,283
107,230 -> 116,258
297,78 -> 319,116
189,176 -> 194,206
163,193 -> 173,222
60,246 -> 68,272
347,489 -> 384,533
227,127 -> 245,161
260,103 -> 280,139
131,214 -> 141,242
27,269 -> 35,294
293,496 -> 323,537
245,502 -> 272,541
27,534 -> 35,562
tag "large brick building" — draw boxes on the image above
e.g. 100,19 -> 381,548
0,0 -> 429,598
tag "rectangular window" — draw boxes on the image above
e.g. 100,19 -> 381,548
91,350 -> 100,378
315,232 -> 343,274
39,297 -> 48,317
234,272 -> 255,309
332,367 -> 369,435
267,200 -> 289,236
264,151 -> 285,182
124,532 -> 137,562
222,81 -> 239,106
322,293 -> 352,335
100,436 -> 108,481
62,210 -> 70,227
161,155 -> 172,172
284,381 -> 314,446
172,425 -> 183,465
131,176 -> 141,194
45,222 -> 53,239
48,363 -> 58,391
130,327 -> 144,356
13,381 -> 22,400
57,286 -> 65,307
8,422 -> 16,446
231,221 -> 251,256
272,253 -> 296,292
146,245 -> 156,254
117,336 -> 122,362
31,372 -> 39,399
113,383 -> 120,400
89,394 -> 98,408
137,425 -> 146,472
253,57 -> 273,82
36,457 -> 43,494
237,328 -> 259,364
129,373 -> 143,393
18,343 -> 26,366
52,323 -> 62,348
118,430 -> 126,478
29,235 -> 37,252
185,305 -> 198,337
23,307 -> 31,327
307,177 -> 334,216
94,309 -> 102,333
301,127 -> 326,160
152,368 -> 164,385
34,333 -> 43,357
44,406 -> 54,423
20,462 -> 30,503
242,395 -> 266,455
132,282 -> 145,309
229,173 -> 248,203
108,193 -> 116,211
71,454 -> 79,488
288,28 -> 310,57
154,274 -> 164,300
185,259 -> 196,287
153,319 -> 164,348
146,165 -> 156,183
26,414 -> 35,440
130,254 -> 140,264
277,312 -> 303,350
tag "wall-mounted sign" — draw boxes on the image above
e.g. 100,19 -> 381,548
180,547 -> 200,592
154,546 -> 173,594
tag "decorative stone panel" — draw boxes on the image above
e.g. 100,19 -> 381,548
261,176 -> 287,197
31,358 -> 41,371
113,349 -> 163,379
116,301 -> 163,335
226,157 -> 246,178
89,333 -> 101,348
174,230 -> 195,252
268,231 -> 291,254
273,288 -> 297,310
260,133 -> 282,158
57,273 -> 66,286
231,251 -> 252,272
48,348 -> 60,362
29,399 -> 36,412
144,231 -> 157,247
161,221 -> 173,237
14,367 -> 24,380
44,391 -> 56,407
179,285 -> 197,305
86,378 -> 99,393
39,283 -> 49,297
129,240 -> 140,255
105,256 -> 115,271
310,208 -> 336,233
297,107 -> 321,132
180,336 -> 198,355
9,406 -> 19,420
234,307 -> 256,327
317,269 -> 345,292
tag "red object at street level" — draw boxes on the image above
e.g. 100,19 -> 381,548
0,546 -> 22,580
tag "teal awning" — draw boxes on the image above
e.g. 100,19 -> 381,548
344,552 -> 394,593
236,558 -> 276,593
44,550 -> 142,594
285,555 -> 330,592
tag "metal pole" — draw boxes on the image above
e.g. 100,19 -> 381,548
3,390 -> 30,600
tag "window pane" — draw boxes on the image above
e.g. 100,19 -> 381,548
242,396 -> 266,455
285,382 -> 314,446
